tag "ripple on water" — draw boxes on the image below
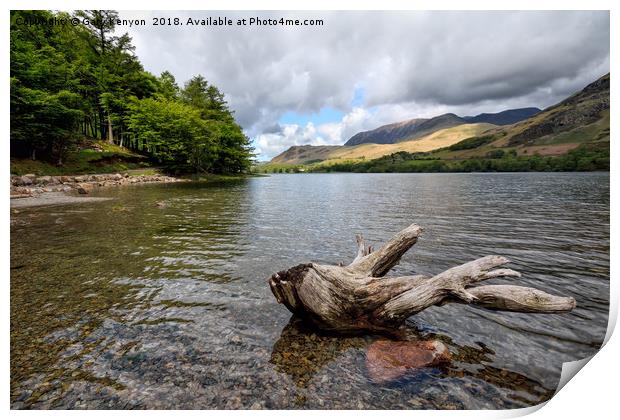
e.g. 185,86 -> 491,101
10,173 -> 609,409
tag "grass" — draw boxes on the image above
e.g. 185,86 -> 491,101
532,110 -> 610,146
11,141 -> 153,176
327,123 -> 496,162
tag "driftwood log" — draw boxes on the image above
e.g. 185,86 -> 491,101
268,223 -> 576,333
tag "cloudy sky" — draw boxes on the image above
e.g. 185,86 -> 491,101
117,11 -> 609,160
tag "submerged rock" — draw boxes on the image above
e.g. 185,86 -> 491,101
365,339 -> 451,384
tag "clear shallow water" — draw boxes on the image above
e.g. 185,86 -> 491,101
10,172 -> 609,409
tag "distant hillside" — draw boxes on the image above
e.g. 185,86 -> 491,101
397,113 -> 466,142
498,73 -> 609,147
329,123 -> 495,161
463,107 -> 541,125
344,113 -> 467,146
264,73 -> 609,172
269,145 -> 341,165
344,108 -> 540,147
343,118 -> 428,146
269,123 -> 495,165
268,74 -> 609,168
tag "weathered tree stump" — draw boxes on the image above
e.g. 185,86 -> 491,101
268,223 -> 576,333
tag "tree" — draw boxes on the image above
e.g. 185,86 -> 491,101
125,97 -> 217,173
157,71 -> 179,100
11,9 -> 254,172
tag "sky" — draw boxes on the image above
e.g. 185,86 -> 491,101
117,11 -> 610,160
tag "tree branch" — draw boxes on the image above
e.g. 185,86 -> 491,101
348,223 -> 422,277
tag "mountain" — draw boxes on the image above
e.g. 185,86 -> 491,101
500,74 -> 609,147
397,113 -> 466,142
268,123 -> 494,165
344,113 -> 467,146
344,109 -> 539,146
343,118 -> 428,146
267,73 -> 609,167
417,72 -> 610,163
327,123 -> 495,161
269,145 -> 341,165
463,107 -> 541,125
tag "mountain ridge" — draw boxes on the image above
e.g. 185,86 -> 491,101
343,108 -> 540,146
463,107 -> 541,125
268,73 -> 609,167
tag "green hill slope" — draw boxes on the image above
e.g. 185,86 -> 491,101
306,73 -> 610,173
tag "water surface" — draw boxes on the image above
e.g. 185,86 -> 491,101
10,173 -> 609,409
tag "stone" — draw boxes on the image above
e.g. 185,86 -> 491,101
18,176 -> 33,186
37,175 -> 52,184
76,183 -> 94,194
365,339 -> 451,384
74,176 -> 87,182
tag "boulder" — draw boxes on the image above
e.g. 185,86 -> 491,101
365,339 -> 451,384
37,175 -> 52,184
17,176 -> 33,186
76,183 -> 94,194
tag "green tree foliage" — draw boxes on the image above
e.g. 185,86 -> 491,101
157,71 -> 179,100
125,98 -> 216,172
125,75 -> 253,173
447,135 -> 496,151
10,9 -> 253,173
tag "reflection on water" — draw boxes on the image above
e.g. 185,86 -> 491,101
10,173 -> 609,409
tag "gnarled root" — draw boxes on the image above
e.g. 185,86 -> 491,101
268,223 -> 576,333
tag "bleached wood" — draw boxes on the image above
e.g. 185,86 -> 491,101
268,223 -> 576,333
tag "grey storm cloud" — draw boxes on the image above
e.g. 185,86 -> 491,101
118,10 -> 609,158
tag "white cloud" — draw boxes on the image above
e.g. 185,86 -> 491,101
118,10 -> 610,160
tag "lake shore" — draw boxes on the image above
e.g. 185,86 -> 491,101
10,172 -> 187,208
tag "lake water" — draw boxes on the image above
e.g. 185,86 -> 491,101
10,172 -> 609,409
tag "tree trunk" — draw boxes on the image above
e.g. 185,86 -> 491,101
107,113 -> 114,144
268,223 -> 576,333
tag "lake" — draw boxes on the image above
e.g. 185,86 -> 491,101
10,172 -> 610,409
